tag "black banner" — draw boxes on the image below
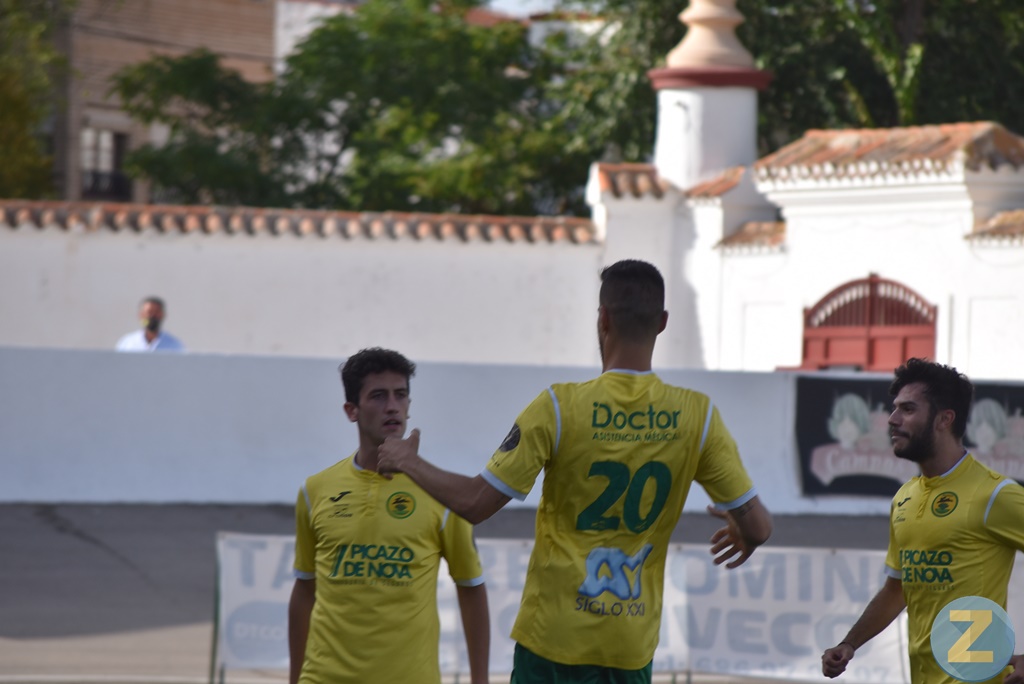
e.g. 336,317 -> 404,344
796,375 -> 1024,497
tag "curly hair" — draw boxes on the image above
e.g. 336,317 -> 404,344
889,358 -> 974,438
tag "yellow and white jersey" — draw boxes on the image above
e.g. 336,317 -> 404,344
293,455 -> 483,684
483,370 -> 756,669
885,453 -> 1024,684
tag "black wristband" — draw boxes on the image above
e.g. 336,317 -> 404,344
838,641 -> 855,652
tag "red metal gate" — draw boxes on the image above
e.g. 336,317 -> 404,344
799,274 -> 936,371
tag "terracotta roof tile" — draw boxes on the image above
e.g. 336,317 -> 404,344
754,122 -> 1024,183
595,162 -> 667,199
686,166 -> 746,199
0,200 -> 597,245
716,221 -> 786,251
464,7 -> 525,27
968,210 -> 1024,243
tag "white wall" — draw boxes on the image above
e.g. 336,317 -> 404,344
0,346 -> 894,515
0,227 -> 603,367
721,175 -> 1024,380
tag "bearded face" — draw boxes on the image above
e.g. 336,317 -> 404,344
890,409 -> 937,463
889,383 -> 939,464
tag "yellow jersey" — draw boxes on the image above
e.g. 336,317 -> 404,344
293,455 -> 483,684
483,370 -> 756,669
885,453 -> 1024,684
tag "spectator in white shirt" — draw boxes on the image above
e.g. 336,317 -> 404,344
115,296 -> 185,352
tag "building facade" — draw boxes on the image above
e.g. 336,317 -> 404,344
52,0 -> 276,203
6,0 -> 1023,380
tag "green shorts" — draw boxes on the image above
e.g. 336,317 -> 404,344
510,642 -> 653,684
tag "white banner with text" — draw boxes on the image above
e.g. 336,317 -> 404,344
214,534 -> 1024,681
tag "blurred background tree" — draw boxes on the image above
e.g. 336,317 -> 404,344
0,0 -> 73,198
110,0 -> 1024,215
562,0 -> 1024,157
113,0 -> 591,215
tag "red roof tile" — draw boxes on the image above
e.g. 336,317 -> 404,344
686,166 -> 746,198
463,7 -> 525,27
594,162 -> 666,199
0,200 -> 597,245
968,210 -> 1024,242
755,122 -> 1024,181
715,221 -> 785,250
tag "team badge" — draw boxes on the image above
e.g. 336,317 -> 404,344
932,492 -> 959,517
387,492 -> 416,519
498,423 -> 521,452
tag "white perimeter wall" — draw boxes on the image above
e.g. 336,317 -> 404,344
0,346 -> 894,515
0,227 -> 603,367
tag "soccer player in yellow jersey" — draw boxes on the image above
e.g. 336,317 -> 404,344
378,260 -> 773,683
822,358 -> 1024,684
287,348 -> 490,684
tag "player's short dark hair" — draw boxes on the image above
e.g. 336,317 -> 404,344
889,358 -> 974,438
141,296 -> 166,311
599,260 -> 665,341
340,348 -> 416,404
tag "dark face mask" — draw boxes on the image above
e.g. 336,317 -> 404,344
144,317 -> 162,334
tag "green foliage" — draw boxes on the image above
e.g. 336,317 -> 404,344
114,50 -> 296,206
111,0 -> 1024,215
113,0 -> 593,214
566,0 -> 1024,156
0,0 -> 72,198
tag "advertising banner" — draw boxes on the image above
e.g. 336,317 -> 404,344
795,376 -> 1024,497
214,532 -> 295,670
659,544 -> 906,682
215,535 -> 977,682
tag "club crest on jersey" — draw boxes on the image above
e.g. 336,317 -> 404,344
931,491 -> 958,517
387,492 -> 416,519
498,423 -> 521,452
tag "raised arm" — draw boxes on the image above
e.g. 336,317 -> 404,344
456,584 -> 490,684
378,429 -> 511,524
822,575 -> 906,678
288,578 -> 316,684
706,495 -> 773,568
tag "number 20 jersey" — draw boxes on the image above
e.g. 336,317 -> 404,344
482,370 -> 756,669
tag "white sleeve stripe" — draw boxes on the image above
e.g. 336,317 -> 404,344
884,565 -> 901,579
985,480 -> 1013,526
699,402 -> 714,451
454,575 -> 486,587
713,488 -> 757,510
301,482 -> 312,516
547,386 -> 561,454
293,569 -> 315,580
440,508 -> 450,532
481,468 -> 527,500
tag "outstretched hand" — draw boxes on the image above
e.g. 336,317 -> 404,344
377,428 -> 421,479
707,504 -> 755,569
821,642 -> 854,679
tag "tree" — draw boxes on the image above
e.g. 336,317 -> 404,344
0,0 -> 72,198
113,0 -> 592,215
114,0 -> 1024,215
560,0 -> 1024,157
112,50 -> 297,207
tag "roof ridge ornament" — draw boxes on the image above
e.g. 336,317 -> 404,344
666,0 -> 753,69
